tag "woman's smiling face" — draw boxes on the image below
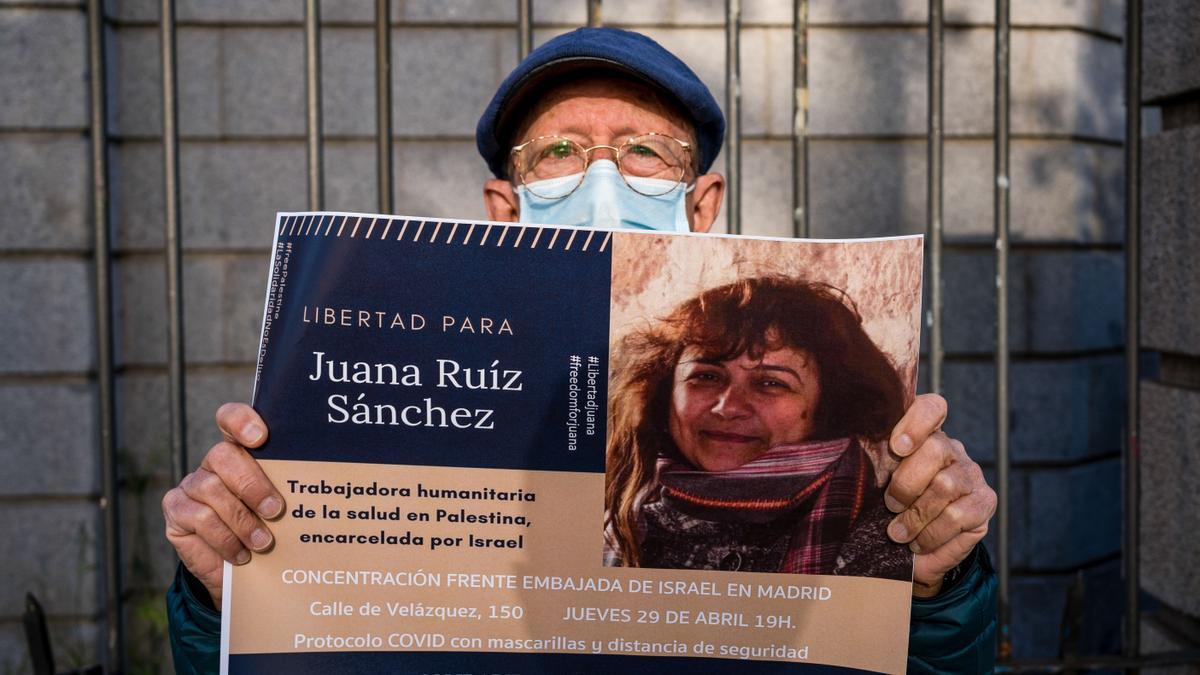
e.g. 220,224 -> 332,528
667,342 -> 822,472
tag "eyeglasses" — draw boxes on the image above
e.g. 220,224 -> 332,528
510,133 -> 693,199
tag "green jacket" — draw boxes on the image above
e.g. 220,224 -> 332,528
168,545 -> 995,674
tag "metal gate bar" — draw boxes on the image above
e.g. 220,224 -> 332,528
725,0 -> 742,234
1122,0 -> 1142,667
993,0 -> 1013,661
376,0 -> 393,214
160,0 -> 187,486
926,0 -> 945,394
792,0 -> 809,239
87,0 -> 122,671
305,0 -> 324,211
518,0 -> 533,60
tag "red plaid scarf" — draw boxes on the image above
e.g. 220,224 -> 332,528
655,438 -> 869,574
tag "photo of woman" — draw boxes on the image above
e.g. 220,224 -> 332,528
604,275 -> 913,581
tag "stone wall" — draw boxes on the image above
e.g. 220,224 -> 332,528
1139,0 -> 1200,665
0,0 -> 1129,670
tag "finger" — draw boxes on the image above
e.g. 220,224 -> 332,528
912,532 -> 985,590
180,466 -> 274,553
168,531 -> 230,604
884,433 -> 960,512
163,485 -> 251,564
890,393 -> 948,457
911,485 -> 996,554
201,440 -> 285,519
886,462 -> 972,543
216,402 -> 268,449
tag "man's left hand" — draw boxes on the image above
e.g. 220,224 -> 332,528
884,394 -> 997,598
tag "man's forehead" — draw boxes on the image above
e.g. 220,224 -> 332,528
512,74 -> 696,143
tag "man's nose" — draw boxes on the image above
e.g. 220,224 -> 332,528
711,385 -> 752,419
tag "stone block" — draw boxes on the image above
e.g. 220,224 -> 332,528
221,28 -> 305,136
942,355 -> 1123,465
806,139 -> 1122,244
1140,381 -> 1200,618
111,26 -> 221,137
940,249 -> 1124,354
1142,0 -> 1200,103
1026,458 -> 1121,568
121,480 -> 181,593
179,141 -> 306,248
111,141 -> 164,251
1007,560 -> 1123,659
116,371 -> 172,479
1012,0 -> 1125,36
392,28 -> 518,136
324,140 -> 378,212
1140,617 -> 1199,675
184,367 -> 256,468
739,139 -> 793,239
394,140 -> 496,220
1011,29 -> 1124,141
0,382 -> 97,496
0,136 -> 90,251
809,0 -> 991,24
0,9 -> 86,128
115,252 -> 268,366
0,620 -> 102,673
0,501 -> 100,616
0,259 -> 94,374
1141,126 -> 1200,358
319,27 -> 377,137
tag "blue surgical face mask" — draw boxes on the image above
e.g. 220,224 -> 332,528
516,159 -> 693,232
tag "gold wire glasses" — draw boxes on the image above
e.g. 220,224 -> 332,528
510,132 -> 692,199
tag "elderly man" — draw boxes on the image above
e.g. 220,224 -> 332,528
165,27 -> 997,674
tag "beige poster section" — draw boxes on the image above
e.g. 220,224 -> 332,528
228,459 -> 910,672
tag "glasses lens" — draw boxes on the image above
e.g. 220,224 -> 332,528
518,137 -> 587,196
618,134 -> 687,196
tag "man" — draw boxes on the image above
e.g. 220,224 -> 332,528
165,27 -> 997,674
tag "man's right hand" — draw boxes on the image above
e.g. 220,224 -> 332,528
162,402 -> 284,606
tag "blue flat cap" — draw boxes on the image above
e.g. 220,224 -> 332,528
476,27 -> 725,179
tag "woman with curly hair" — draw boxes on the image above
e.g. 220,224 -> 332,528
604,275 -> 912,580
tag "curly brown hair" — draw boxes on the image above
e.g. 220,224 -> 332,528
604,275 -> 906,566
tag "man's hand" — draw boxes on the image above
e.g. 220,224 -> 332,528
162,403 -> 283,606
884,394 -> 996,598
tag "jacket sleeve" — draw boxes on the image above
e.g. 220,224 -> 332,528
167,563 -> 222,675
907,544 -> 998,674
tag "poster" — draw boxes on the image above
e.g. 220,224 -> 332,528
221,212 -> 924,674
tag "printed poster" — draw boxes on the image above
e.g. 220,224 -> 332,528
221,212 -> 924,674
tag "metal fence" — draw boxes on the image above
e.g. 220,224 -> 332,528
77,0 -> 1200,672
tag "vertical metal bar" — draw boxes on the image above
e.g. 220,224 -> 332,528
87,1 -> 122,671
517,0 -> 533,60
305,0 -> 324,210
586,0 -> 602,27
927,0 -> 944,393
725,0 -> 742,234
161,0 -> 187,484
375,0 -> 393,214
792,0 -> 809,238
1123,0 -> 1141,669
994,0 -> 1012,662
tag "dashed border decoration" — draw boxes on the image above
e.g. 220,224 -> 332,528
276,214 -> 612,255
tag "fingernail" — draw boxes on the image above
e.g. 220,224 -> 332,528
251,528 -> 272,550
235,549 -> 251,565
884,494 -> 904,513
892,434 -> 913,455
888,520 -> 909,542
259,496 -> 282,518
909,541 -> 922,554
241,422 -> 264,444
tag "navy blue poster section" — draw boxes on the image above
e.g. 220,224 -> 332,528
253,215 -> 611,473
229,651 -> 879,674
